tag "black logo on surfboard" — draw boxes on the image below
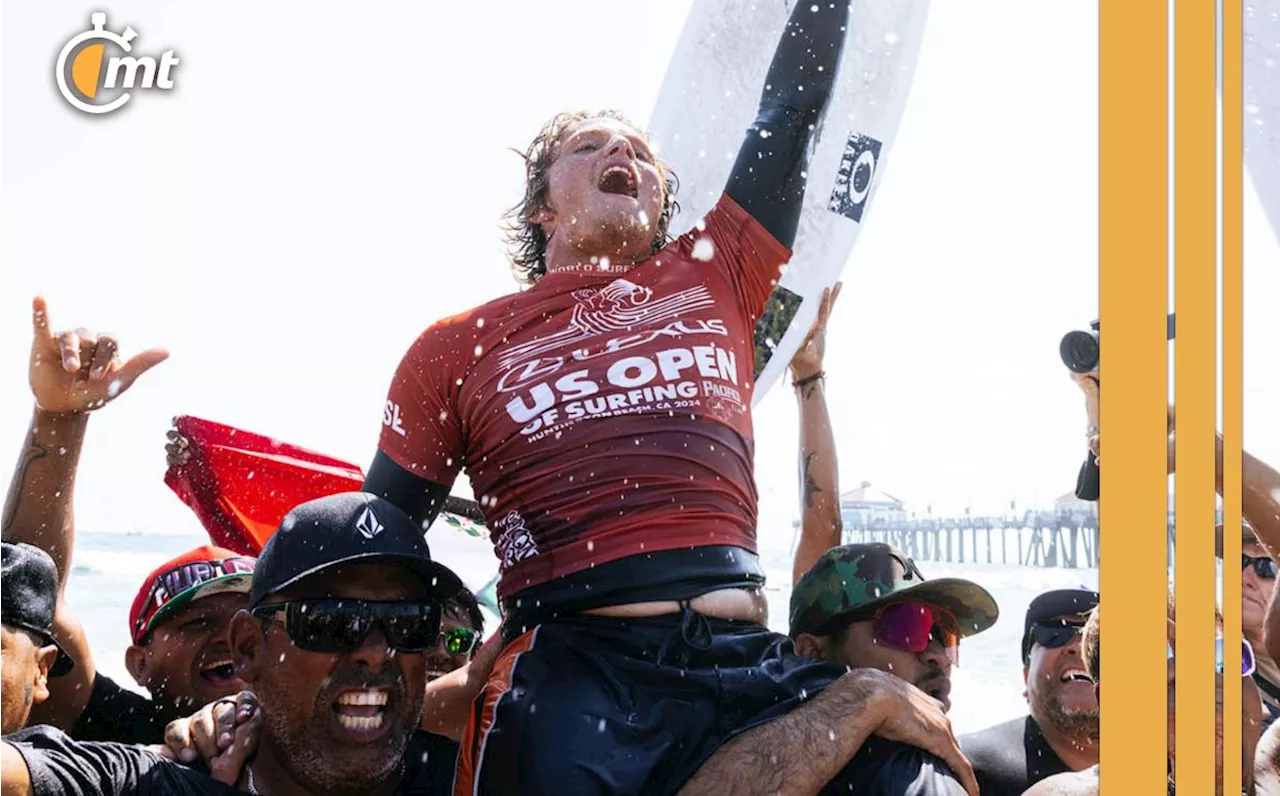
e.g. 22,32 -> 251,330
828,133 -> 882,223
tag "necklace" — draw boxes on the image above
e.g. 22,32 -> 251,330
245,765 -> 259,795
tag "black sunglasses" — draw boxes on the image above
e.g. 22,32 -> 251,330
252,599 -> 442,654
1031,621 -> 1086,650
1243,554 -> 1277,580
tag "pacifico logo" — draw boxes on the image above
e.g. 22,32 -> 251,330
55,12 -> 178,115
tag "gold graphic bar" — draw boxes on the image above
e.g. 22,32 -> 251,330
1220,0 -> 1244,792
1174,0 -> 1218,790
1099,0 -> 1170,790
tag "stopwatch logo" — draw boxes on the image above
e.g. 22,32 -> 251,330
55,12 -> 179,115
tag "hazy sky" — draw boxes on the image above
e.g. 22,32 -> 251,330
2,1 -> 1275,559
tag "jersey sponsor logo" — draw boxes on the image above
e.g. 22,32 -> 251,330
496,280 -> 716,374
493,510 -> 538,569
828,133 -> 882,223
383,400 -> 407,437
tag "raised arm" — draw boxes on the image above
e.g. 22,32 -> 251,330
2,298 -> 167,730
789,284 -> 843,584
725,1 -> 855,249
675,669 -> 977,796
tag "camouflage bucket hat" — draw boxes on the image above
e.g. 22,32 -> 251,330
788,542 -> 999,638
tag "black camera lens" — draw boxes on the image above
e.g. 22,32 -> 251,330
1060,330 -> 1100,373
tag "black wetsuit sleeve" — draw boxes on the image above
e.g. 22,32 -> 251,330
725,0 -> 854,249
1075,452 -> 1099,501
363,450 -> 455,532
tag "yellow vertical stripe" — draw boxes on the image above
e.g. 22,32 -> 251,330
1173,0 -> 1218,791
1099,0 -> 1170,791
1220,0 -> 1244,792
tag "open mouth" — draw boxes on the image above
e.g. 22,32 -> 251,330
334,688 -> 389,732
198,659 -> 237,685
1060,668 -> 1093,684
597,164 -> 639,198
425,670 -> 450,683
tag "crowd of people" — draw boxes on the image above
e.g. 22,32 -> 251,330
0,2 -> 1275,793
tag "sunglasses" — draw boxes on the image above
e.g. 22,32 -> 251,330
1243,553 -> 1277,580
840,600 -> 962,667
1166,637 -> 1256,677
439,626 -> 481,657
252,599 -> 442,654
1031,621 -> 1086,650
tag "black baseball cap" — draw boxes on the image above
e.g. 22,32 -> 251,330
1021,586 -> 1100,665
250,492 -> 464,607
1,542 -> 74,676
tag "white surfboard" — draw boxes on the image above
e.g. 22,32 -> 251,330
647,0 -> 932,405
1245,0 -> 1280,244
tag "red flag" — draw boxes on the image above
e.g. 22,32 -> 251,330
164,415 -> 365,555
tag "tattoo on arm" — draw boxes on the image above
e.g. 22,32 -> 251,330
675,676 -> 881,796
1,439 -> 50,536
802,452 -> 822,509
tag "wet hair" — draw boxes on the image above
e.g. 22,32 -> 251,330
444,589 -> 484,636
1082,606 -> 1100,684
502,109 -> 680,285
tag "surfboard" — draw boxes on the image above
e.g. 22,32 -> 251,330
1245,0 -> 1280,244
647,0 -> 932,405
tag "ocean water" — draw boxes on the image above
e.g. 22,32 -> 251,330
66,533 -> 1098,737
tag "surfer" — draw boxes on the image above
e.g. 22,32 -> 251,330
360,2 -> 974,793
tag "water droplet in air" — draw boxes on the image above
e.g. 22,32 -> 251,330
692,238 -> 715,261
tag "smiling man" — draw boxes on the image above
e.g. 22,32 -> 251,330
1,492 -> 465,796
958,587 -> 1100,796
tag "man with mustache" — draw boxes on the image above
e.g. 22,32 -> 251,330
786,542 -> 998,791
1,492 -> 466,795
958,587 -> 1100,796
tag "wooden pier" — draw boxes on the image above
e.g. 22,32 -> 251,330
839,511 -> 1174,570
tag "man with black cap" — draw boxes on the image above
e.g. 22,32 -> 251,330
958,586 -> 1100,796
1,492 -> 465,795
1,543 -> 74,734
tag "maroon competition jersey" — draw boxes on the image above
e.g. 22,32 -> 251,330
379,194 -> 788,599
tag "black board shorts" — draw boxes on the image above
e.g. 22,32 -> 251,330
452,605 -> 849,796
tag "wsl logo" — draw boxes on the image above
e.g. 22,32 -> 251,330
55,13 -> 179,115
828,133 -> 883,223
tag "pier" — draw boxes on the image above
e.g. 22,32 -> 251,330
838,511 -> 1174,570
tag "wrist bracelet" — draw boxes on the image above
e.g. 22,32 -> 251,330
793,371 -> 825,389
